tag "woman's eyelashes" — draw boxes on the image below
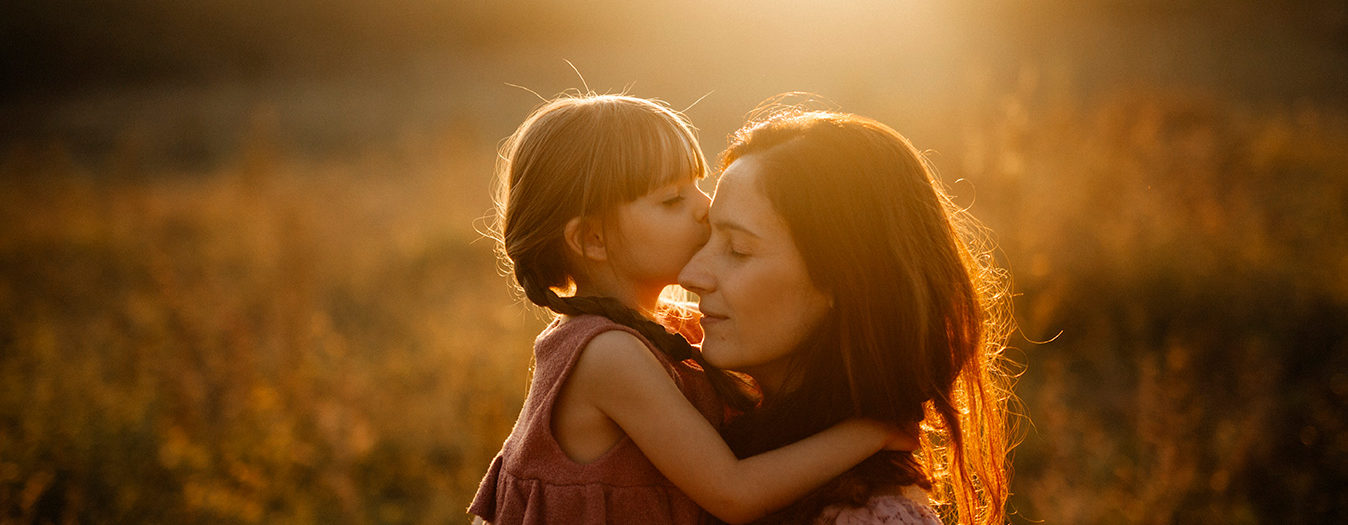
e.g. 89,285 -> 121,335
725,237 -> 750,259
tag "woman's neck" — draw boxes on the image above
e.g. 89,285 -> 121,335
741,356 -> 801,401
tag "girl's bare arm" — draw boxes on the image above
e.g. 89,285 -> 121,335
569,331 -> 903,524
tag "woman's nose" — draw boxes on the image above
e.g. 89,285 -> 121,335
679,246 -> 713,295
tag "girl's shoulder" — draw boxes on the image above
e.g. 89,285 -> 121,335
529,314 -> 655,394
541,314 -> 637,350
814,486 -> 941,525
548,312 -> 687,362
541,314 -> 674,375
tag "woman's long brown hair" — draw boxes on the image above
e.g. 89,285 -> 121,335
717,108 -> 1016,524
487,93 -> 756,412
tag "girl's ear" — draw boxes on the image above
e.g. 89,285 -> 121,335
563,217 -> 607,262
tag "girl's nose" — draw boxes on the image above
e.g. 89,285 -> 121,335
693,192 -> 710,224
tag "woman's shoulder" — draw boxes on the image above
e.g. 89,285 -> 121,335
814,486 -> 941,525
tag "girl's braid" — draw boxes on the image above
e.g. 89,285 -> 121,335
519,270 -> 757,412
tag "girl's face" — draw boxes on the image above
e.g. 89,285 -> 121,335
609,178 -> 712,291
678,155 -> 831,393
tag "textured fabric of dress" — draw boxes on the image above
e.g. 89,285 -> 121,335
813,486 -> 942,525
468,314 -> 723,525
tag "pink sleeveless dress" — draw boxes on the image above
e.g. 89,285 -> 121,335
468,315 -> 723,524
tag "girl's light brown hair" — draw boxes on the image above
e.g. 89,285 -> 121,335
716,107 -> 1016,524
488,93 -> 755,411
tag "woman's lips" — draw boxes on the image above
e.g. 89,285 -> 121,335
699,311 -> 728,329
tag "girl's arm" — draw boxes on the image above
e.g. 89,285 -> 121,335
569,331 -> 904,524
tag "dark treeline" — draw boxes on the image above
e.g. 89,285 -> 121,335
2,1 -> 1346,101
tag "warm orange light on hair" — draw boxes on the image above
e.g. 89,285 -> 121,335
716,104 -> 1016,525
487,92 -> 757,411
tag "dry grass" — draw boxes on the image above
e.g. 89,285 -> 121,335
0,127 -> 546,523
1,87 -> 1345,523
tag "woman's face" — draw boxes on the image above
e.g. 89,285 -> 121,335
678,154 -> 831,393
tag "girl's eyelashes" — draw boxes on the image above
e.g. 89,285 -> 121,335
657,184 -> 691,206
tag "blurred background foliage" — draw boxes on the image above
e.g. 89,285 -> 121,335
1,1 -> 1346,523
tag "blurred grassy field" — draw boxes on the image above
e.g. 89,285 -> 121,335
2,1 -> 1347,523
0,121 -> 549,522
3,82 -> 1345,523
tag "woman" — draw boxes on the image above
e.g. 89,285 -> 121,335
679,107 -> 1015,524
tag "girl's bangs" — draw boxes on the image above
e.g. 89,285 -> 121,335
612,111 -> 706,201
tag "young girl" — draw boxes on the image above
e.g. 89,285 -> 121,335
468,94 -> 911,524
